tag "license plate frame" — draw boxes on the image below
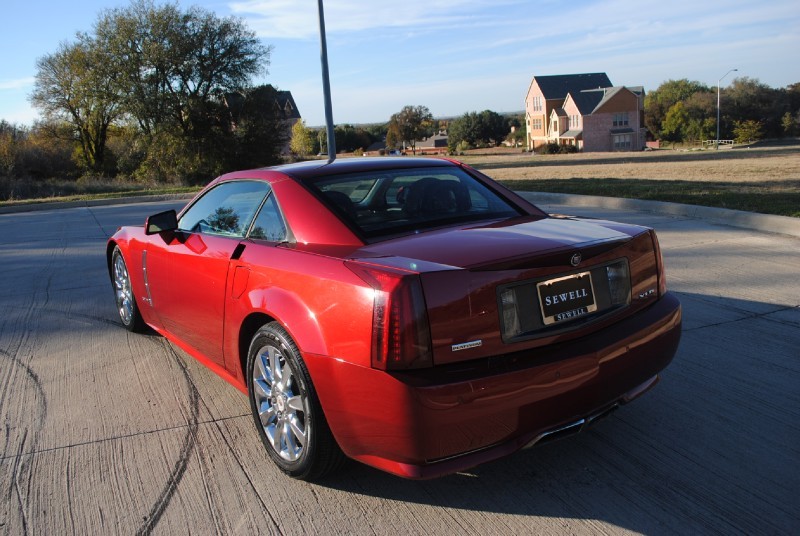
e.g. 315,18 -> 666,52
537,271 -> 597,326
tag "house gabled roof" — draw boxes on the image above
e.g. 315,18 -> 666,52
626,86 -> 645,97
530,73 -> 613,101
224,86 -> 302,122
275,90 -> 301,120
570,86 -> 639,115
569,90 -> 605,115
417,133 -> 449,148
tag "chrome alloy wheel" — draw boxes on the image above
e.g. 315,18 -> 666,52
113,251 -> 135,326
251,344 -> 309,461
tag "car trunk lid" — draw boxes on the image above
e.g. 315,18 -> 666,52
351,217 -> 659,366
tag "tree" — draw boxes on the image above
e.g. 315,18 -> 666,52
387,105 -> 433,154
644,79 -> 710,139
0,121 -> 24,177
290,120 -> 315,157
89,0 -> 272,181
505,115 -> 526,148
447,110 -> 509,151
94,0 -> 270,138
227,85 -> 287,170
447,112 -> 480,151
661,101 -> 689,142
781,112 -> 799,136
478,110 -> 508,145
29,0 -> 274,182
31,38 -> 120,173
733,119 -> 764,144
725,77 -> 785,138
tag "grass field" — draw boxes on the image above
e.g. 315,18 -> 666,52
2,139 -> 798,217
461,139 -> 800,218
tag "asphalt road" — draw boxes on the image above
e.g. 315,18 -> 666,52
1,199 -> 798,535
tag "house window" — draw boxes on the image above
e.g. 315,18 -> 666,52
613,134 -> 632,150
532,96 -> 543,112
532,118 -> 543,131
569,115 -> 579,129
613,112 -> 629,127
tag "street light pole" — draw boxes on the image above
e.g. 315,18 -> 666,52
716,68 -> 738,149
317,0 -> 336,163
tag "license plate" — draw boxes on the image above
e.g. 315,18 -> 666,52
537,271 -> 597,326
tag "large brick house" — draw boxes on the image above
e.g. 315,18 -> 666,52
525,73 -> 646,152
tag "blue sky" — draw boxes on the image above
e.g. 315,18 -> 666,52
2,0 -> 798,126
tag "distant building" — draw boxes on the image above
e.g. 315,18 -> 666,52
273,90 -> 301,155
525,73 -> 646,152
224,86 -> 301,155
411,133 -> 449,155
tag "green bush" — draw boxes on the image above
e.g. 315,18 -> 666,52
559,144 -> 578,154
542,142 -> 560,154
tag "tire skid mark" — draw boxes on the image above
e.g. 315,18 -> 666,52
65,457 -> 77,534
149,339 -> 281,534
1,347 -> 48,536
191,445 -> 224,536
185,353 -> 283,532
134,340 -> 200,536
0,232 -> 55,533
4,266 -> 279,531
9,430 -> 30,536
199,412 -> 282,533
0,349 -> 48,423
1,304 -> 127,330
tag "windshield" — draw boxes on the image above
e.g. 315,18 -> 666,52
305,167 -> 522,240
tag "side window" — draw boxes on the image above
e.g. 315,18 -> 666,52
249,193 -> 287,242
178,181 -> 270,237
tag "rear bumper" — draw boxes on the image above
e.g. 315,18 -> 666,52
306,292 -> 681,479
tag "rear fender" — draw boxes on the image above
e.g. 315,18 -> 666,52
224,285 -> 328,384
249,286 -> 327,354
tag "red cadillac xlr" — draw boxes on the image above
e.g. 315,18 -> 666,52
107,157 -> 681,480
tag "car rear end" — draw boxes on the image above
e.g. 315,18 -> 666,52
293,159 -> 681,478
304,220 -> 679,479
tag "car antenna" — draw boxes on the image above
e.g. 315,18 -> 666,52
317,0 -> 336,164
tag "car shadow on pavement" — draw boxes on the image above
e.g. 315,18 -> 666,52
317,293 -> 799,534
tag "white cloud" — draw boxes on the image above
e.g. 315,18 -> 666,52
228,0 -> 525,39
0,77 -> 35,91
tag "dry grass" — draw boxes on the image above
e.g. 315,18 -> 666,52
457,140 -> 800,217
2,140 -> 798,216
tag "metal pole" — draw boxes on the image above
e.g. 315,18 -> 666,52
716,68 -> 738,149
317,0 -> 336,163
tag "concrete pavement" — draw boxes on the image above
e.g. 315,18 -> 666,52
1,198 -> 798,534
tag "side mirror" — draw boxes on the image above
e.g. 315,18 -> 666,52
145,210 -> 178,235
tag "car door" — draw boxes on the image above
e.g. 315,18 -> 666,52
153,180 -> 271,365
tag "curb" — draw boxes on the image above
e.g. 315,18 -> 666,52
0,193 -> 196,215
517,192 -> 800,239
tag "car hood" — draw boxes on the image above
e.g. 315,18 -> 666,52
354,216 -> 635,271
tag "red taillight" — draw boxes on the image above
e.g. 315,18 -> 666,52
650,230 -> 668,297
346,262 -> 433,370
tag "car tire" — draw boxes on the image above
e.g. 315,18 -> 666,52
111,246 -> 145,332
247,322 -> 344,480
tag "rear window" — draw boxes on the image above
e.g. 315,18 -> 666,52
306,167 -> 522,239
